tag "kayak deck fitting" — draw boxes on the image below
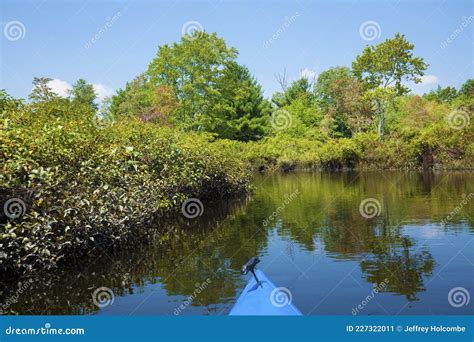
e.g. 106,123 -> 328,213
229,257 -> 302,316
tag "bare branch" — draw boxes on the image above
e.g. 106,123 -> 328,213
275,68 -> 288,91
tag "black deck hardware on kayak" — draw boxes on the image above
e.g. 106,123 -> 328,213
241,257 -> 262,287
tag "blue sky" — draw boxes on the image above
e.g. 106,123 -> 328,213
1,0 -> 473,101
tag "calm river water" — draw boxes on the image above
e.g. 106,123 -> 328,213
2,171 -> 473,315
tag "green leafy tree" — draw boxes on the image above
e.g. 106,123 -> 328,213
270,76 -> 323,137
110,74 -> 156,118
272,77 -> 313,108
453,79 -> 474,114
69,79 -> 98,110
352,33 -> 427,139
146,31 -> 270,140
141,84 -> 179,124
326,76 -> 373,136
311,66 -> 374,137
424,85 -> 458,103
362,87 -> 397,140
1,89 -> 23,114
29,77 -> 57,103
314,66 -> 351,109
98,96 -> 113,120
352,33 -> 427,96
460,79 -> 474,96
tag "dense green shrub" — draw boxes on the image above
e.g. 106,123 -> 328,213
0,98 -> 250,275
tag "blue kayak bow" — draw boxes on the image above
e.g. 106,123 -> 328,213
229,257 -> 302,316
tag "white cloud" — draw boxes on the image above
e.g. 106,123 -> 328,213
46,79 -> 114,102
93,83 -> 114,101
48,79 -> 72,97
419,74 -> 439,86
301,68 -> 317,81
405,74 -> 439,95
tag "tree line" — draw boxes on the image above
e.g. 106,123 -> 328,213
25,31 -> 473,146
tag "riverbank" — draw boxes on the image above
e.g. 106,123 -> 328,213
215,132 -> 474,172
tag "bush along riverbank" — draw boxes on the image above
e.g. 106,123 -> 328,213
215,123 -> 474,173
0,94 -> 251,276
